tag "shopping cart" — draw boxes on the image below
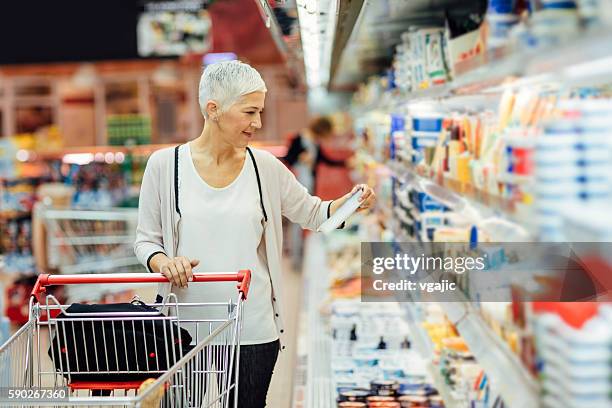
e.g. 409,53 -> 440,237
41,207 -> 142,275
0,271 -> 251,407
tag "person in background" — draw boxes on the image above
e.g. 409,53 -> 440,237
283,116 -> 347,193
283,116 -> 349,267
134,60 -> 375,407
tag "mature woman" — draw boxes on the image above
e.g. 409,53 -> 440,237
134,60 -> 375,407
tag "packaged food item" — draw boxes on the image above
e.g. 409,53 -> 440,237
338,389 -> 370,403
424,28 -> 448,85
371,380 -> 399,396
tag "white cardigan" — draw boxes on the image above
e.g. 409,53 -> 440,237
134,145 -> 335,350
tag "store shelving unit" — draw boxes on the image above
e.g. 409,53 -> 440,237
439,293 -> 540,408
357,26 -> 612,111
358,149 -> 540,407
298,234 -> 469,408
342,6 -> 612,408
402,303 -> 463,408
399,254 -> 538,407
389,176 -> 539,407
366,153 -> 535,240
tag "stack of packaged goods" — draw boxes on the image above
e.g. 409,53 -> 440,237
343,2 -> 612,408
322,228 -> 511,408
331,300 -> 446,408
107,114 -> 152,146
418,303 -> 497,408
348,88 -> 611,405
488,0 -> 610,51
536,99 -> 612,240
0,177 -> 40,273
355,86 -> 612,242
393,26 -> 452,94
532,303 -> 612,408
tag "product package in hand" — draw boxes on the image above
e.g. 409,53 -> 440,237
319,188 -> 364,234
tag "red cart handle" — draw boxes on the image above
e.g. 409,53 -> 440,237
31,270 -> 252,300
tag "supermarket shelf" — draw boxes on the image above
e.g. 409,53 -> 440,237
402,303 -> 463,408
390,208 -> 537,407
356,27 -> 612,109
385,159 -> 536,239
408,163 -> 518,215
301,235 -> 336,408
440,293 -> 540,408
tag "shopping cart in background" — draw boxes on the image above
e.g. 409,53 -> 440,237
40,207 -> 142,275
0,271 -> 251,407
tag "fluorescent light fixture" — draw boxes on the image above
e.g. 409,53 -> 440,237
297,0 -> 322,88
63,153 -> 94,165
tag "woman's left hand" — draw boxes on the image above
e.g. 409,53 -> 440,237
331,184 -> 377,216
350,183 -> 376,212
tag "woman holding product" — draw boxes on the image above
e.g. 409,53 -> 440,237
134,60 -> 375,407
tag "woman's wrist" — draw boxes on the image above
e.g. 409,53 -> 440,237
329,196 -> 347,216
149,252 -> 171,274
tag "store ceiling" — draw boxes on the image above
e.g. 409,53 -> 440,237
328,0 -> 485,90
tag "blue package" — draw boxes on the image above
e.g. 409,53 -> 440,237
488,0 -> 514,13
412,116 -> 443,132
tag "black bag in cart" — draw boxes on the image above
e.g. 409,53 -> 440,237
48,300 -> 192,382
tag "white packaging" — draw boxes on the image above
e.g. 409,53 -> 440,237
318,188 -> 363,233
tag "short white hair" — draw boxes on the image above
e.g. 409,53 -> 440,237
198,60 -> 267,118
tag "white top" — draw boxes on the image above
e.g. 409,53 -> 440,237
174,143 -> 278,345
135,145 -> 336,351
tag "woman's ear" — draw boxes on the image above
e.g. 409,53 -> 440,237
206,100 -> 219,121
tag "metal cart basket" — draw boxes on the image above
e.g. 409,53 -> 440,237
0,271 -> 251,407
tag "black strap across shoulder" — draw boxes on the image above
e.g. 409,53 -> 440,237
174,145 -> 181,216
246,146 -> 268,222
174,145 -> 267,222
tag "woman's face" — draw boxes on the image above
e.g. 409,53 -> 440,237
216,91 -> 265,148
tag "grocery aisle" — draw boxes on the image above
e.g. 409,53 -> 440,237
3,1 -> 612,407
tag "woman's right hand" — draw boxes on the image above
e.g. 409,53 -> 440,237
159,256 -> 200,288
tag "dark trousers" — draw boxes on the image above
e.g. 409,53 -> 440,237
235,339 -> 280,407
189,339 -> 280,408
